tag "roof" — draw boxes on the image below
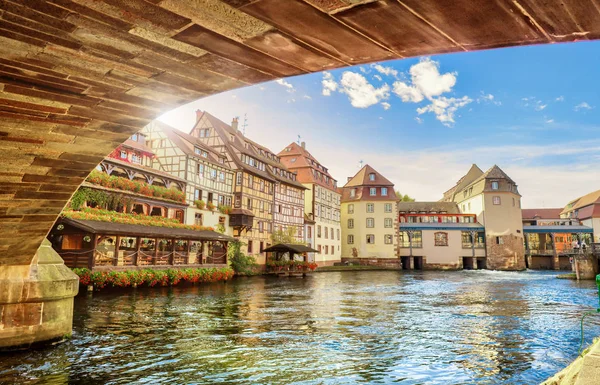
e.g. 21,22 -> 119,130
398,202 -> 461,214
344,164 -> 394,187
122,138 -> 153,155
261,243 -> 319,253
441,164 -> 483,202
521,208 -> 563,220
103,157 -> 186,183
399,223 -> 485,231
561,189 -> 600,214
278,142 -> 338,192
471,165 -> 515,185
304,213 -> 315,224
60,218 -> 235,241
523,225 -> 593,234
197,112 -> 305,189
230,208 -> 255,216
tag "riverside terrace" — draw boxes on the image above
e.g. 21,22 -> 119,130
48,217 -> 233,271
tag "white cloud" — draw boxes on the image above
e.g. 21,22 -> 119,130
372,63 -> 398,78
303,94 -> 312,100
321,71 -> 338,96
259,86 -> 265,91
381,102 -> 391,110
477,92 -> 501,106
374,74 -> 382,81
535,103 -> 547,111
575,102 -> 593,111
555,96 -> 564,102
286,98 -> 296,103
359,67 -> 367,74
416,96 -> 472,126
391,58 -> 470,126
275,78 -> 294,92
378,116 -> 383,120
415,117 -> 423,124
338,71 -> 390,108
546,119 -> 554,123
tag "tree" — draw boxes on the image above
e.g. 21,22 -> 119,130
270,226 -> 302,244
396,191 -> 415,202
227,239 -> 257,275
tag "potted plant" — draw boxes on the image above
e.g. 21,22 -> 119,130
194,199 -> 205,210
207,201 -> 216,211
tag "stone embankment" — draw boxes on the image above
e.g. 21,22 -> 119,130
541,338 -> 600,385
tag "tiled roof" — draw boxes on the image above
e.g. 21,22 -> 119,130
561,189 -> 600,214
471,164 -> 515,185
122,138 -> 154,155
344,164 -> 394,187
278,142 -> 337,192
521,208 -> 563,219
441,164 -> 483,201
198,111 -> 305,189
103,157 -> 186,183
398,202 -> 461,214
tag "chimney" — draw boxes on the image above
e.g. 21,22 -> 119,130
301,141 -> 305,149
231,117 -> 238,131
195,109 -> 203,122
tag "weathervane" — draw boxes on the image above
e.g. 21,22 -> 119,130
358,160 -> 364,168
297,135 -> 301,144
241,113 -> 248,136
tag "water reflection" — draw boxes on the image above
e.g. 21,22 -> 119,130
1,271 -> 599,384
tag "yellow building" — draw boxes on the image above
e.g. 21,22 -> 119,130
441,164 -> 525,270
341,165 -> 397,262
278,142 -> 341,266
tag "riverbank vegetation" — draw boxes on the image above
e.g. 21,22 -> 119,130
72,267 -> 234,289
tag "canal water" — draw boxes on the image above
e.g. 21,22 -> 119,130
2,270 -> 600,385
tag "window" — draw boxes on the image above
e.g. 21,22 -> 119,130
131,154 -> 141,164
367,203 -> 374,213
210,169 -> 217,179
324,245 -> 328,254
350,188 -> 356,198
384,203 -> 392,213
512,197 -> 515,207
491,181 -> 499,190
207,192 -> 213,203
348,204 -> 354,214
496,236 -> 504,245
248,175 -> 254,188
382,187 -> 388,196
384,218 -> 392,228
248,240 -> 253,254
324,227 -> 328,239
493,196 -> 501,205
330,228 -> 334,239
366,234 -> 375,244
61,234 -> 83,250
219,216 -> 226,224
384,234 -> 393,244
194,213 -> 203,226
307,226 -> 312,238
369,173 -> 375,181
434,232 -> 448,246
347,235 -> 354,244
194,189 -> 202,201
131,133 -> 138,142
259,221 -> 264,232
260,180 -> 265,192
246,197 -> 252,209
291,158 -> 296,163
370,187 -> 377,196
236,172 -> 242,185
468,202 -> 471,211
366,218 -> 374,228
197,163 -> 204,176
337,229 -> 340,240
120,150 -> 127,159
318,245 -> 322,254
219,171 -> 225,181
348,219 -> 354,228
317,225 -> 321,238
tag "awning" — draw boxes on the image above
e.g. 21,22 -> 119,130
59,217 -> 235,241
523,225 -> 593,234
262,243 -> 319,253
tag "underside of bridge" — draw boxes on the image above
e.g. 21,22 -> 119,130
0,0 -> 598,349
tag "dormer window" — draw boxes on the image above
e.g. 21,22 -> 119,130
120,150 -> 127,159
491,181 -> 499,190
131,133 -> 138,142
369,173 -> 375,181
370,188 -> 377,196
291,158 -> 296,163
350,188 -> 356,198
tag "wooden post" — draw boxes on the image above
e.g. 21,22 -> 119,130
134,237 -> 141,266
186,240 -> 192,265
89,234 -> 98,270
223,241 -> 228,265
169,238 -> 175,265
153,238 -> 158,265
114,235 -> 121,266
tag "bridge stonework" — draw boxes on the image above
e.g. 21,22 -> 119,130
0,0 -> 597,349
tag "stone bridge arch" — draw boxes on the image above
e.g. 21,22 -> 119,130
0,0 -> 597,349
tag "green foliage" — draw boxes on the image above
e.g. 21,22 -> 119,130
395,191 -> 415,202
217,204 -> 232,214
194,199 -> 205,209
72,267 -> 235,289
215,223 -> 226,234
270,227 -> 301,244
70,188 -> 135,212
227,239 -> 258,275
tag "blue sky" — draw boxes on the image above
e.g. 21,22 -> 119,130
161,40 -> 600,208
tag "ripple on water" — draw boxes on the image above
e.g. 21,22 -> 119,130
1,270 -> 600,384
